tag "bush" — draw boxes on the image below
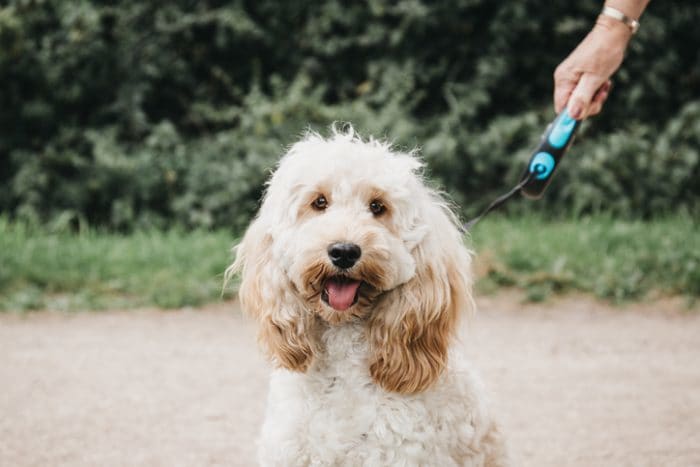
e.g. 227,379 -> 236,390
1,0 -> 698,230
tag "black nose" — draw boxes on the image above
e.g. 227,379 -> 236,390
327,242 -> 362,269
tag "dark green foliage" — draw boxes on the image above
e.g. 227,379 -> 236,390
1,0 -> 698,230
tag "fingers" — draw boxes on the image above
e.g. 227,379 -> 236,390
567,74 -> 608,120
587,80 -> 612,117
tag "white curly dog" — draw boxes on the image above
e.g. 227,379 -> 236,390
229,127 -> 509,466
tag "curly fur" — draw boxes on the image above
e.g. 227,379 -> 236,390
227,127 -> 509,466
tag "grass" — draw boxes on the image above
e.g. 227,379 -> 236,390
469,215 -> 700,303
0,219 -> 235,311
1,216 -> 698,311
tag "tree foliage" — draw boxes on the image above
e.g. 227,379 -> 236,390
1,0 -> 698,231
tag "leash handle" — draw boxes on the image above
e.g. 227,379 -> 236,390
463,109 -> 581,231
520,108 -> 580,199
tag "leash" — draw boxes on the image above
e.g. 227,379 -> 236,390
462,108 -> 580,231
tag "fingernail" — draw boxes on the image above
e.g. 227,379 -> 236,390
569,103 -> 583,119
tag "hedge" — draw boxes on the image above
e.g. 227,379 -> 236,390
1,0 -> 698,231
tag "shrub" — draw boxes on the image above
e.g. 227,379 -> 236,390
1,0 -> 698,230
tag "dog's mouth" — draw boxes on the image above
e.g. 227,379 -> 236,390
321,276 -> 363,311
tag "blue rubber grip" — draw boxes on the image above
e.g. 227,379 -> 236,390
521,109 -> 580,199
548,109 -> 578,148
529,152 -> 555,180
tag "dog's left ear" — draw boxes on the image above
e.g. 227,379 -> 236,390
367,193 -> 473,394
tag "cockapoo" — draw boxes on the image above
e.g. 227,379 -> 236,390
228,127 -> 509,466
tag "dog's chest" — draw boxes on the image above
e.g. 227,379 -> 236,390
259,325 -> 488,466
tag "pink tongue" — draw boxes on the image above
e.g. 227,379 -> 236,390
325,279 -> 361,311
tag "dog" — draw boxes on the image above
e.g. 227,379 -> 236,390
228,127 -> 509,466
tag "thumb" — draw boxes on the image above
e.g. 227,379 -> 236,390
554,77 -> 577,114
567,74 -> 607,120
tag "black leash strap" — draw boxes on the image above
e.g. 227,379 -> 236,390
462,171 -> 534,231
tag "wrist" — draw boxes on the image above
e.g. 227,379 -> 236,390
603,0 -> 649,22
599,4 -> 641,35
594,14 -> 634,45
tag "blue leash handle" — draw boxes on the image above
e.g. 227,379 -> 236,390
520,108 -> 580,199
463,108 -> 581,230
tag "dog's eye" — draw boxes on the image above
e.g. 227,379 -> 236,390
312,195 -> 328,211
369,200 -> 386,216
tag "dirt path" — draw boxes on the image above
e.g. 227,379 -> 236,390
1,295 -> 699,467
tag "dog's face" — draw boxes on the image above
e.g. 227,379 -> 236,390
230,129 -> 473,394
267,137 -> 423,325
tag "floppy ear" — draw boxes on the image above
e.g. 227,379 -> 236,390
227,215 -> 317,372
367,195 -> 473,394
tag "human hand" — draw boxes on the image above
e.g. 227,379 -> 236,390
553,15 -> 633,120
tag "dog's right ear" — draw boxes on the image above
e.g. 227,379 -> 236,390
226,215 -> 316,372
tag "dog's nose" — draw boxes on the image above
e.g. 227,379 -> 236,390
327,242 -> 362,269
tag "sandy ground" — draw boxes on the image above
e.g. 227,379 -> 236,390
1,295 -> 699,467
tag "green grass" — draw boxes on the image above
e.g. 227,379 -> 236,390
1,216 -> 698,311
0,219 -> 235,311
469,215 -> 700,303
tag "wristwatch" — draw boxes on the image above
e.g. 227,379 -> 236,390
600,6 -> 640,34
